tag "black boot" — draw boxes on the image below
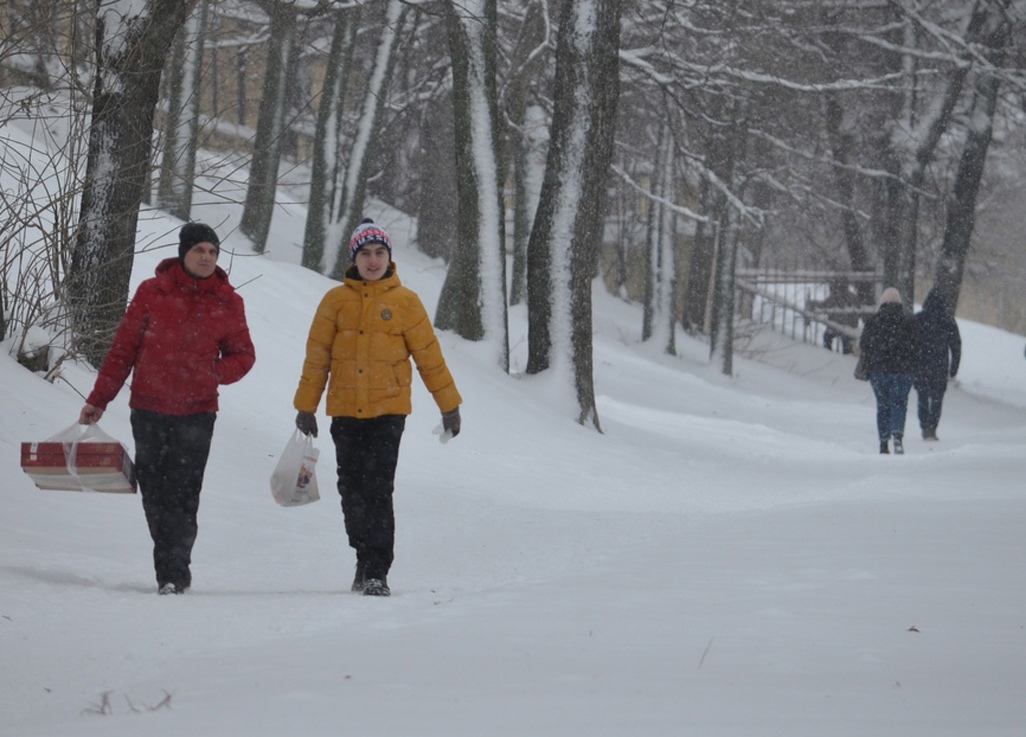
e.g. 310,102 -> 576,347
922,427 -> 938,441
893,434 -> 904,455
879,440 -> 889,454
363,578 -> 390,597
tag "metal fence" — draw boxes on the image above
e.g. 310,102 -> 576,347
735,269 -> 882,353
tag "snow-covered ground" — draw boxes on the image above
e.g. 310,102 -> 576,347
2,115 -> 1026,737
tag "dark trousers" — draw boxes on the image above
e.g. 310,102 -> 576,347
330,415 -> 406,581
131,409 -> 216,589
915,379 -> 947,432
869,373 -> 913,442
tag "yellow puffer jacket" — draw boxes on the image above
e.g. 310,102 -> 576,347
293,263 -> 462,419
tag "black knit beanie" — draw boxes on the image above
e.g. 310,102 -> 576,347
178,223 -> 220,260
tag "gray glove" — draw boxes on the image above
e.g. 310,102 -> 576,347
441,407 -> 461,438
295,411 -> 318,438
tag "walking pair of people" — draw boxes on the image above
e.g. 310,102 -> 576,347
80,220 -> 460,596
858,286 -> 961,454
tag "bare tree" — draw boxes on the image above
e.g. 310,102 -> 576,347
641,122 -> 677,355
526,0 -> 620,429
329,0 -> 410,279
239,0 -> 298,253
157,0 -> 211,221
302,5 -> 361,271
502,1 -> 551,307
934,2 -> 1014,306
434,0 -> 509,370
67,0 -> 195,366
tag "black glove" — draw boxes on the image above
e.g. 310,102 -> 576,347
441,407 -> 461,438
296,411 -> 318,438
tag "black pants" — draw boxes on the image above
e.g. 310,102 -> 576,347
131,409 -> 216,589
915,379 -> 947,432
330,415 -> 406,581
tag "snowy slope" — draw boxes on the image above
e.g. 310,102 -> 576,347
2,116 -> 1026,736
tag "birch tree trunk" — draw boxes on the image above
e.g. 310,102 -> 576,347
68,0 -> 193,366
505,3 -> 549,307
301,7 -> 359,272
156,0 -> 209,221
329,0 -> 408,280
642,123 -> 676,355
525,0 -> 620,430
435,0 -> 509,370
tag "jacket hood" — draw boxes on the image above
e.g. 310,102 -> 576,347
921,288 -> 952,317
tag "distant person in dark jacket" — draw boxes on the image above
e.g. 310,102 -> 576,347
859,287 -> 919,454
914,288 -> 961,441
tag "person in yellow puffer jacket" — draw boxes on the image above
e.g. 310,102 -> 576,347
293,218 -> 462,597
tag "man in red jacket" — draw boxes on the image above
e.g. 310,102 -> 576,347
79,223 -> 256,595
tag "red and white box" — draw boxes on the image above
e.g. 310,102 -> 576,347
21,425 -> 137,493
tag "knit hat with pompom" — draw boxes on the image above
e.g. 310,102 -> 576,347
348,218 -> 393,261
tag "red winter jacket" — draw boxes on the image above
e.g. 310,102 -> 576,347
86,258 -> 256,416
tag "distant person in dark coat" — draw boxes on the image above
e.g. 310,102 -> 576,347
859,287 -> 919,455
914,288 -> 961,441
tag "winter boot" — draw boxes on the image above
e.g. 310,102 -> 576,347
892,434 -> 904,455
922,427 -> 938,441
158,582 -> 189,595
351,561 -> 366,593
363,578 -> 390,597
879,440 -> 889,454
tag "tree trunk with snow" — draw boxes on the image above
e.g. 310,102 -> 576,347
68,0 -> 193,367
435,0 -> 509,370
823,93 -> 874,306
505,3 -> 549,307
642,123 -> 676,355
682,177 -> 715,335
525,0 -> 620,430
329,0 -> 409,280
709,203 -> 741,376
704,99 -> 747,376
239,0 -> 297,254
885,1 -> 989,304
156,0 -> 209,221
934,10 -> 1010,308
301,7 -> 359,272
415,91 -> 459,262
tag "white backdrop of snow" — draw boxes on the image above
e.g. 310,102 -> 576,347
2,113 -> 1026,737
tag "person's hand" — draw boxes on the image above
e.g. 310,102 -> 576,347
79,404 -> 103,425
295,411 -> 318,438
441,407 -> 461,439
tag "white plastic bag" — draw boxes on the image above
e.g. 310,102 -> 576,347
270,430 -> 321,507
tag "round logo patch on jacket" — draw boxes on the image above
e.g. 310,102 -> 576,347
381,309 -> 393,321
